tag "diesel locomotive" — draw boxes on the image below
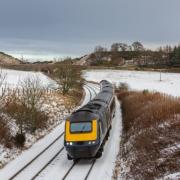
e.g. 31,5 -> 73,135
64,80 -> 115,160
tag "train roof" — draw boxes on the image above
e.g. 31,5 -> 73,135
70,101 -> 106,122
69,110 -> 98,122
69,80 -> 114,122
93,91 -> 113,104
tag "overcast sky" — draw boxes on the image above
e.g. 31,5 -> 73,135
0,0 -> 180,59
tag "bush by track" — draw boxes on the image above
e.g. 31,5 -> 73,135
113,90 -> 180,180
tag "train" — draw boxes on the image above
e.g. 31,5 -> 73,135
64,80 -> 115,161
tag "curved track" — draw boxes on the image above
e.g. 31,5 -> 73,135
6,83 -> 99,180
85,83 -> 98,98
2,82 -> 122,180
34,83 -> 99,180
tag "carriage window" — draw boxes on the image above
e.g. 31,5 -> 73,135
70,122 -> 92,133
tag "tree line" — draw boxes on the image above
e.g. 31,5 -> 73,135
93,41 -> 180,66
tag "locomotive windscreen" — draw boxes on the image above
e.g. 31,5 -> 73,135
70,122 -> 92,133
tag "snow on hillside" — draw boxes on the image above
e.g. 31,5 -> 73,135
1,69 -> 58,89
0,68 -> 179,179
83,69 -> 180,97
0,69 -> 68,169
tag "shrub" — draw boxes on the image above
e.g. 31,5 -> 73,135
117,82 -> 129,91
14,133 -> 25,147
4,94 -> 48,135
54,64 -> 84,95
0,116 -> 12,148
115,90 -> 180,179
26,108 -> 48,133
142,89 -> 149,94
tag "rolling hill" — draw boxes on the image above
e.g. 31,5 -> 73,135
0,52 -> 22,65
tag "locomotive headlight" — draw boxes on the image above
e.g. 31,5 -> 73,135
88,141 -> 96,145
66,142 -> 73,145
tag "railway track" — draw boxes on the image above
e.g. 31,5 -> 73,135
9,132 -> 64,180
61,159 -> 96,180
8,83 -> 98,180
31,147 -> 64,179
34,84 -> 98,179
87,82 -> 100,91
61,161 -> 77,180
84,160 -> 96,180
84,85 -> 92,100
84,83 -> 98,98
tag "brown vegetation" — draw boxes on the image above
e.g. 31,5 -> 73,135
1,77 -> 49,147
0,64 -> 83,149
0,116 -> 12,148
114,90 -> 180,179
53,64 -> 84,95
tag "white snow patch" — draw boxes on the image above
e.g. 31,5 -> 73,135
1,68 -> 58,89
161,143 -> 180,156
83,69 -> 180,97
158,172 -> 180,180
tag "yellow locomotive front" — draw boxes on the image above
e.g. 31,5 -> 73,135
64,111 -> 100,160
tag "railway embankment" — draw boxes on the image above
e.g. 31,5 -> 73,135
0,67 -> 83,169
113,88 -> 180,179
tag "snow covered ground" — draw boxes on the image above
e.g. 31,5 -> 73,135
0,69 -> 66,170
0,68 -> 179,180
84,69 -> 180,97
1,68 -> 58,89
0,83 -> 99,179
160,172 -> 180,180
84,69 -> 180,180
0,82 -> 123,180
33,85 -> 122,180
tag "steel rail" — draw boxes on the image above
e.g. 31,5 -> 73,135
9,132 -> 64,180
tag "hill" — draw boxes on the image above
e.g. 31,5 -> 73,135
74,50 -> 170,67
0,52 -> 22,65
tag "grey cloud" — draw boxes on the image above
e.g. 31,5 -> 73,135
0,0 -> 180,56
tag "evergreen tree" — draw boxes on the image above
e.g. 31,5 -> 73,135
175,46 -> 180,62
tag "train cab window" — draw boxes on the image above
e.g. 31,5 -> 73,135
70,122 -> 92,133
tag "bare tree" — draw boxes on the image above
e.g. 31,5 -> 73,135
132,41 -> 145,51
3,76 -> 48,146
111,43 -> 131,52
119,43 -> 129,51
20,76 -> 45,132
111,43 -> 119,52
55,64 -> 82,95
94,45 -> 106,62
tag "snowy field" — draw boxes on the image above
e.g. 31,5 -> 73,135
1,69 -> 58,89
0,69 -> 179,179
0,81 -> 123,180
84,69 -> 180,97
0,69 -> 68,171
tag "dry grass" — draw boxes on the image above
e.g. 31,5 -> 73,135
3,94 -> 48,133
114,90 -> 180,179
